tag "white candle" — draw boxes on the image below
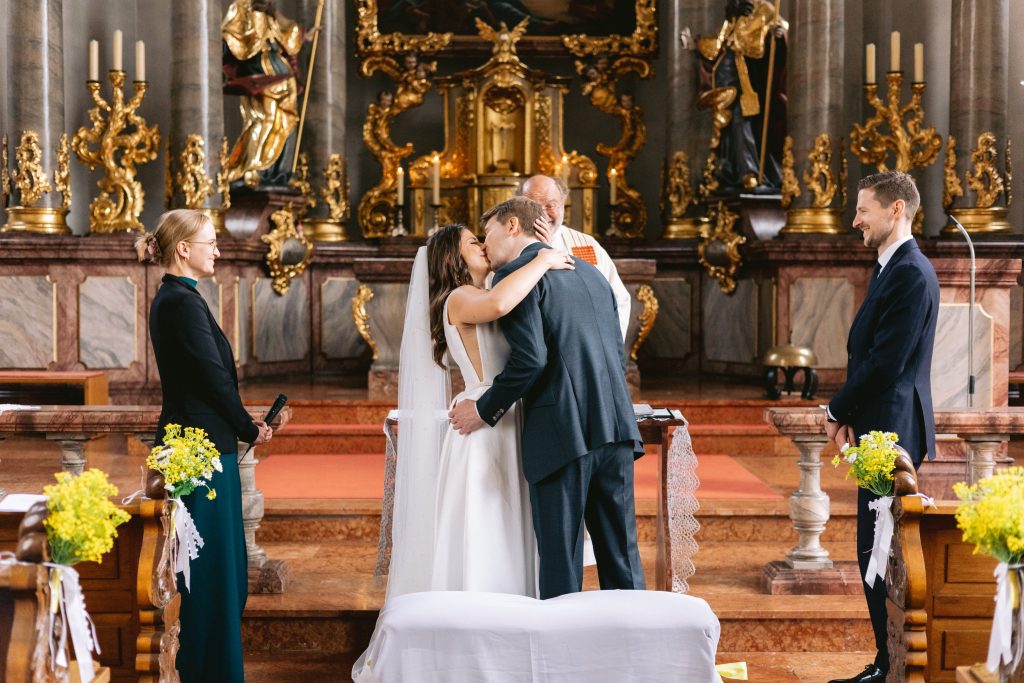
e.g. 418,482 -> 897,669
396,166 -> 404,206
136,40 -> 145,81
89,40 -> 99,81
561,154 -> 570,183
914,42 -> 924,82
609,168 -> 617,205
431,155 -> 440,205
890,31 -> 900,72
865,43 -> 876,85
113,30 -> 123,71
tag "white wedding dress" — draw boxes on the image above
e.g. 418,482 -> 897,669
431,297 -> 538,596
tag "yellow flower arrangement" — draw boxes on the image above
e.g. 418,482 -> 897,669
954,466 -> 1024,565
148,424 -> 223,501
44,469 -> 131,566
831,430 -> 899,496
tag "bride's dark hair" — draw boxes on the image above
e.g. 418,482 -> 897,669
426,224 -> 472,368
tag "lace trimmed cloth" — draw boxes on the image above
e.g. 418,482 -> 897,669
374,413 -> 702,594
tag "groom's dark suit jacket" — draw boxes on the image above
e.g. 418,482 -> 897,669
476,242 -> 643,484
829,239 -> 939,466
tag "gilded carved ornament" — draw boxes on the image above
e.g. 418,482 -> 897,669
663,150 -> 695,220
72,71 -> 160,232
1,134 -> 9,206
1006,138 -> 1013,208
354,0 -> 452,56
802,134 -> 837,209
629,284 -> 659,361
175,135 -> 214,210
321,154 -> 350,223
698,152 -> 719,204
289,152 -> 317,214
164,139 -> 173,209
779,136 -> 799,208
849,72 -> 940,174
942,135 -> 963,211
54,134 -> 71,211
698,202 -> 745,294
261,205 -> 314,296
217,137 -> 232,210
351,283 -> 379,361
964,132 -> 1005,209
839,142 -> 848,211
11,131 -> 52,207
562,0 -> 657,57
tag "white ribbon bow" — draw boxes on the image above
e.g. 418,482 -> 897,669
864,496 -> 895,588
170,499 -> 204,593
44,564 -> 100,683
987,562 -> 1024,672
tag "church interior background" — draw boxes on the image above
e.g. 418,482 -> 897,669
2,0 -> 1024,681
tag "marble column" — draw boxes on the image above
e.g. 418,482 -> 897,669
3,0 -> 70,234
945,0 -> 1010,233
299,0 -> 349,241
780,0 -> 846,235
662,0 -> 716,239
170,0 -> 227,232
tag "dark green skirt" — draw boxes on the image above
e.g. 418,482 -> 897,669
175,453 -> 248,682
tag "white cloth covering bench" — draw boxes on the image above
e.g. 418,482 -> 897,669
355,590 -> 722,683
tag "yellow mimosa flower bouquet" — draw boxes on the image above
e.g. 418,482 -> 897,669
147,423 -> 223,501
831,430 -> 899,496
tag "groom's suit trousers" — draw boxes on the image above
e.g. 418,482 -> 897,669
529,439 -> 646,599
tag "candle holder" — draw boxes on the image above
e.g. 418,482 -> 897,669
849,71 -> 941,174
605,202 -> 624,238
428,202 -> 441,236
71,70 -> 160,233
391,203 -> 408,237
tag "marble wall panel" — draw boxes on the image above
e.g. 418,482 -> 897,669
366,283 -> 409,367
702,277 -> 757,364
0,276 -> 55,368
758,277 -> 776,360
321,277 -> 366,359
648,278 -> 692,359
932,303 -> 995,409
789,278 -> 854,369
78,276 -> 136,369
195,277 -> 222,328
1011,284 -> 1022,371
253,278 -> 309,363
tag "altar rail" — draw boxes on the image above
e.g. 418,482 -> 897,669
763,407 -> 1024,571
0,404 -> 291,591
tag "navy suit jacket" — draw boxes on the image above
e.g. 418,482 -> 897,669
829,240 -> 939,465
476,242 -> 643,484
150,275 -> 258,454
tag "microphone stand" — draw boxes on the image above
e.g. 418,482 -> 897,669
947,214 -> 976,408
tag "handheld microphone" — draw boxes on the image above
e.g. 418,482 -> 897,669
242,393 -> 288,457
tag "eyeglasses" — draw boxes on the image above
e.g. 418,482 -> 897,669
185,239 -> 218,249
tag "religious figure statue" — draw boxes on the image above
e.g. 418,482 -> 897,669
221,0 -> 310,188
683,0 -> 787,193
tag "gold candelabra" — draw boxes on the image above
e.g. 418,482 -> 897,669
849,71 -> 940,174
72,70 -> 160,232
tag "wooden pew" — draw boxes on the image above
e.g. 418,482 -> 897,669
888,497 -> 1000,683
0,371 -> 109,406
0,494 -> 178,683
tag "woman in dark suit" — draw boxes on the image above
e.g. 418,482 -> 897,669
136,209 -> 271,682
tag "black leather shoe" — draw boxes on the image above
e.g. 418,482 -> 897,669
827,664 -> 886,683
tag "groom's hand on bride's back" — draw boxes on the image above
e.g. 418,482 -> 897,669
449,399 -> 486,435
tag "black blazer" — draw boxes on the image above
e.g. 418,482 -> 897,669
476,242 -> 643,484
829,240 -> 939,465
150,275 -> 258,454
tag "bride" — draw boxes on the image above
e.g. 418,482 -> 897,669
353,224 -> 573,680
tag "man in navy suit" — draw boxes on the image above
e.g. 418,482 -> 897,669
825,171 -> 939,683
449,196 -> 645,599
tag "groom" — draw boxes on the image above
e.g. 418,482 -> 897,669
449,196 -> 646,599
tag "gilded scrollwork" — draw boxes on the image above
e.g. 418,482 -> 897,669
54,133 -> 71,211
351,283 -> 379,360
354,0 -> 452,56
663,151 -> 694,220
839,141 -> 848,211
803,134 -> 837,209
577,55 -> 651,237
562,0 -> 657,57
698,201 -> 745,294
1006,138 -> 1013,208
321,154 -> 350,223
779,136 -> 799,208
964,132 -> 1004,209
164,139 -> 174,209
11,131 -> 52,207
288,151 -> 317,213
849,73 -> 940,173
359,52 -> 437,237
943,135 -> 963,211
175,134 -> 214,210
698,152 -> 719,204
261,205 -> 314,295
72,71 -> 160,232
629,284 -> 659,361
1,134 -> 9,206
217,137 -> 231,210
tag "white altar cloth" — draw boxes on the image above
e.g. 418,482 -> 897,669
355,590 -> 722,683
